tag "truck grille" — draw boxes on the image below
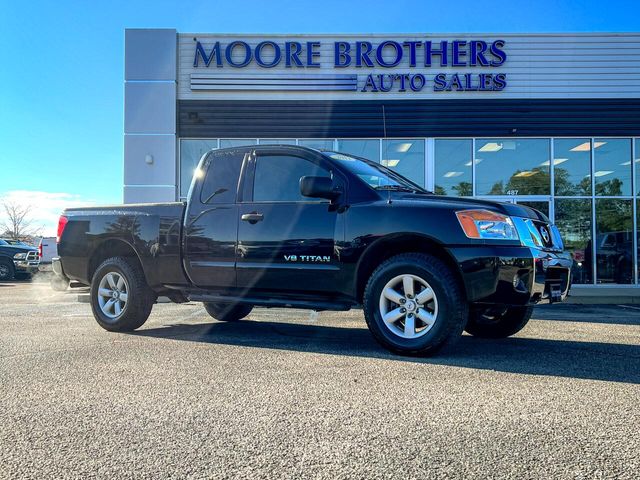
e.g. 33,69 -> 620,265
26,251 -> 39,261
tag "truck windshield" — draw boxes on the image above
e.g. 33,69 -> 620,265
324,152 -> 428,193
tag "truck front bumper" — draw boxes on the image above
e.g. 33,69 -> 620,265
13,260 -> 40,274
448,245 -> 572,306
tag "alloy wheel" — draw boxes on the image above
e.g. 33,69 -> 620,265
378,274 -> 438,339
97,272 -> 129,320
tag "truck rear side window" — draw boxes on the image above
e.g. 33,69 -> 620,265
200,151 -> 244,204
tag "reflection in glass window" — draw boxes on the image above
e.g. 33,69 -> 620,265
553,139 -> 591,196
336,139 -> 380,162
180,139 -> 218,198
298,139 -> 335,150
475,139 -> 550,195
635,139 -> 640,195
258,139 -> 296,145
595,199 -> 633,284
253,155 -> 330,202
594,138 -> 631,196
381,139 -> 425,186
200,150 -> 244,204
517,201 -> 549,218
220,139 -> 257,148
327,152 -> 424,191
555,199 -> 592,284
434,139 -> 472,196
637,199 -> 640,282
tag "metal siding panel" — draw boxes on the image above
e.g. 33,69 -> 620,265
176,33 -> 640,100
125,82 -> 177,134
177,99 -> 640,138
125,29 -> 177,81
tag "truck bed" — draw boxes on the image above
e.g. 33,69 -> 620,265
58,202 -> 188,288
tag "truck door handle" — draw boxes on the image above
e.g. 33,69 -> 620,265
241,212 -> 264,223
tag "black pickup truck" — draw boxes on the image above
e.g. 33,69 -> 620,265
53,145 -> 571,355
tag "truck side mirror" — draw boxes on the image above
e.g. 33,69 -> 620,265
300,176 -> 340,200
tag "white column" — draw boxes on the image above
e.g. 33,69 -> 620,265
123,29 -> 177,203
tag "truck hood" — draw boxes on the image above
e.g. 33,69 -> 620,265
0,245 -> 38,253
392,193 -> 549,222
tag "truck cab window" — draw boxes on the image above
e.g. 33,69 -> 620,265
253,154 -> 330,202
200,151 -> 244,204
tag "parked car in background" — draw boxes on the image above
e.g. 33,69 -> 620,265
0,239 -> 40,280
38,237 -> 58,263
3,239 -> 30,246
584,231 -> 635,284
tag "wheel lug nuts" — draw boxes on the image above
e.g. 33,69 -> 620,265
400,308 -> 406,313
400,299 -> 406,304
407,294 -> 413,299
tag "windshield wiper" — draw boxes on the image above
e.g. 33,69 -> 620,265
374,185 -> 418,193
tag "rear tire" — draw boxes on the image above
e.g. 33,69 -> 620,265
203,302 -> 253,322
363,253 -> 467,356
0,259 -> 15,281
465,305 -> 534,338
90,257 -> 155,332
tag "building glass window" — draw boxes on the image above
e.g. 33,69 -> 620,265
220,139 -> 257,148
475,139 -> 550,195
180,137 -> 640,287
180,139 -> 218,198
553,139 -> 592,196
593,138 -> 631,196
336,139 -> 380,162
637,199 -> 640,283
298,139 -> 334,150
555,199 -> 593,284
434,139 -> 473,196
517,200 -> 550,218
382,139 -> 425,187
259,139 -> 296,145
636,139 -> 640,195
595,199 -> 633,284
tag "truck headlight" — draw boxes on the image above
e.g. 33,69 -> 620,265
13,253 -> 27,260
456,209 -> 519,240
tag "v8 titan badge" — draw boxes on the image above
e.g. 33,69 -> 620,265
284,254 -> 331,263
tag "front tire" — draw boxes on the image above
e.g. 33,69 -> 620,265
465,305 -> 534,338
0,259 -> 15,281
90,257 -> 155,332
363,253 -> 467,356
203,302 -> 253,322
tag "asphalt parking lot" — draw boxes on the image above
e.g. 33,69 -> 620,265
1,278 -> 639,479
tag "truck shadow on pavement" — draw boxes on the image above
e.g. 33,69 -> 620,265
535,304 -> 640,326
130,319 -> 640,384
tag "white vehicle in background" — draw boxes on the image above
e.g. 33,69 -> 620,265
38,237 -> 58,264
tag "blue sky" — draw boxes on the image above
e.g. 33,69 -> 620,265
1,0 -> 639,233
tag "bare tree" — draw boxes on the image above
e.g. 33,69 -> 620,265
1,201 -> 42,241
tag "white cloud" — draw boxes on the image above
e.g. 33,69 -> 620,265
0,190 -> 99,236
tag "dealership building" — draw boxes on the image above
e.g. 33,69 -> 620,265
124,29 -> 640,293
